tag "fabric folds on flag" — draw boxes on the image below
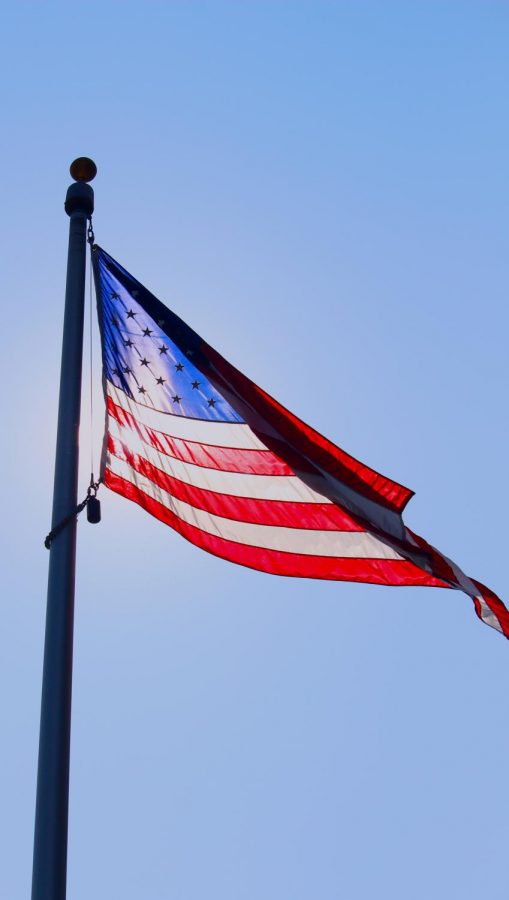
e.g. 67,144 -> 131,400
93,246 -> 508,638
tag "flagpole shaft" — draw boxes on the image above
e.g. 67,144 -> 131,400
31,177 -> 94,900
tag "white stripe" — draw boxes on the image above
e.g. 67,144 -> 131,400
107,454 -> 404,560
477,596 -> 503,633
108,414 -> 332,504
107,381 -> 268,450
447,558 -> 503,633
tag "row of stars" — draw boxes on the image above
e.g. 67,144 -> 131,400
120,333 -> 185,362
111,364 -> 218,407
115,356 -> 188,375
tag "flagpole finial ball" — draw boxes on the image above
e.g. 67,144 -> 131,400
70,157 -> 97,183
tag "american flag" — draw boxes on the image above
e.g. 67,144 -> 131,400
94,246 -> 509,638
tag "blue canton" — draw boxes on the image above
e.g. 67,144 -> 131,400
97,258 -> 243,424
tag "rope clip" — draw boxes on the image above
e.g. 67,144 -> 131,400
86,474 -> 100,499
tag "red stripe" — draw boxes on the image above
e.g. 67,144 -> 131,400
204,345 -> 414,513
108,436 -> 365,531
406,530 -> 459,585
107,396 -> 292,475
471,580 -> 509,637
407,529 -> 509,638
104,469 -> 446,586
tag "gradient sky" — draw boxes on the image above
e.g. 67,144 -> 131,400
1,3 -> 508,898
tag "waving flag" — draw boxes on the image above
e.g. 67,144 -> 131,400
93,246 -> 508,638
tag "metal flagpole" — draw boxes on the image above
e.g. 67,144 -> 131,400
32,159 -> 97,900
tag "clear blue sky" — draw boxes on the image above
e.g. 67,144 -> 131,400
1,2 -> 508,898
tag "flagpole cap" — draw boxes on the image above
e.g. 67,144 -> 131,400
70,157 -> 97,183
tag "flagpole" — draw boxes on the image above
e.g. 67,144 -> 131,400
32,159 -> 96,900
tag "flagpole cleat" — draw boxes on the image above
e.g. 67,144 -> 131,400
86,496 -> 101,524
